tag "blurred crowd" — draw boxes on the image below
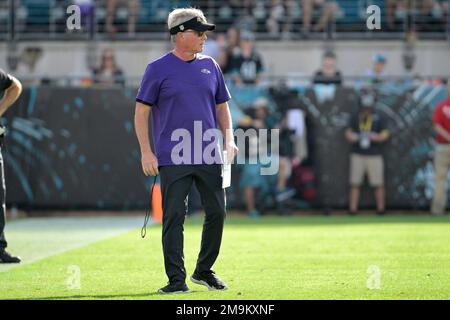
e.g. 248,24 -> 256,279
6,0 -> 449,38
86,0 -> 450,37
77,24 -> 446,218
4,1 -> 448,216
174,25 -> 397,217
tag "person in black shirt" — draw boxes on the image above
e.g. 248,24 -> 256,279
0,69 -> 23,263
230,31 -> 264,85
312,50 -> 343,85
345,91 -> 389,215
93,48 -> 125,86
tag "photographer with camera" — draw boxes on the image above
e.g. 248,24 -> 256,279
0,68 -> 23,263
345,91 -> 389,216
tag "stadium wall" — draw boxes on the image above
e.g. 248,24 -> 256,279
2,85 -> 447,210
1,40 -> 450,82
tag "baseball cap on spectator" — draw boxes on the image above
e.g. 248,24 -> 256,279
240,30 -> 255,41
252,97 -> 269,109
373,53 -> 387,64
359,91 -> 376,109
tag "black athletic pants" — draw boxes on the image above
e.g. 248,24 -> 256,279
159,164 -> 226,285
0,148 -> 7,250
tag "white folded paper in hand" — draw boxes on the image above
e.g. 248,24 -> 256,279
0,126 -> 5,136
222,150 -> 231,189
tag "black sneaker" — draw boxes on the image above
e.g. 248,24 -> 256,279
0,250 -> 21,263
191,270 -> 228,291
157,282 -> 190,294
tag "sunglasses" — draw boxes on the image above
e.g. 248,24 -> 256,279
184,30 -> 206,37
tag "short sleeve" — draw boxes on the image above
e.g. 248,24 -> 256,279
136,63 -> 161,107
213,59 -> 231,104
0,69 -> 13,91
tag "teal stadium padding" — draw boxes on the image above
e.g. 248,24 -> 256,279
2,84 -> 448,210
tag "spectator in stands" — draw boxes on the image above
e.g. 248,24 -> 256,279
366,53 -> 387,84
275,115 -> 299,204
312,50 -> 343,85
302,0 -> 339,37
93,48 -> 125,86
229,0 -> 257,18
221,27 -> 241,75
215,33 -> 229,69
417,0 -> 449,32
431,82 -> 450,215
345,90 -> 389,215
74,0 -> 96,32
385,0 -> 414,31
105,0 -> 140,36
203,33 -> 227,66
386,0 -> 448,34
238,97 -> 274,217
385,0 -> 399,30
230,31 -> 264,85
266,0 -> 295,39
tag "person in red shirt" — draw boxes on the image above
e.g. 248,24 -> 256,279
431,83 -> 450,215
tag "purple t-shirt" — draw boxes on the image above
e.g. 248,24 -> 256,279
136,52 -> 231,166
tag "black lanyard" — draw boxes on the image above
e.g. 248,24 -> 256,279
141,175 -> 158,238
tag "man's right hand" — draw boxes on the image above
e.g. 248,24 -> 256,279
141,151 -> 159,176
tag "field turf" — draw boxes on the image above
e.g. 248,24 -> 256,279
0,214 -> 449,300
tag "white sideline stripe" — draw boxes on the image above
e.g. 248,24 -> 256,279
0,216 -> 156,273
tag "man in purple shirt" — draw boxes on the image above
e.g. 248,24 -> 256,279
134,8 -> 238,294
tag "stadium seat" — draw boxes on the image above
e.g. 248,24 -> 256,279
336,0 -> 385,32
0,6 -> 8,38
21,0 -> 52,33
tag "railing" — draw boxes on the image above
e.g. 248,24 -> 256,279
12,75 -> 449,90
0,0 -> 448,41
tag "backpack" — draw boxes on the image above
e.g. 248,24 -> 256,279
292,165 -> 316,202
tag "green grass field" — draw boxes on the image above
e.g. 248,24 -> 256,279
1,214 -> 449,300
